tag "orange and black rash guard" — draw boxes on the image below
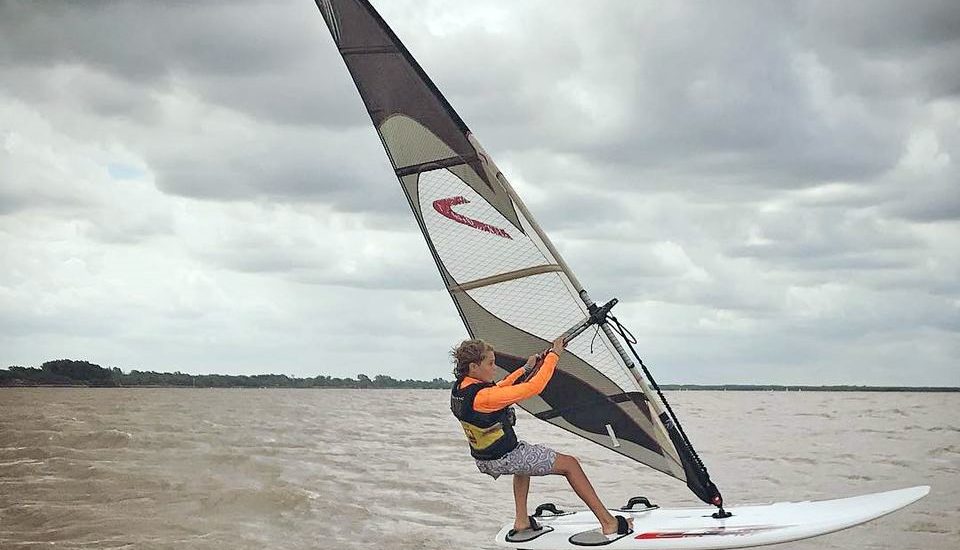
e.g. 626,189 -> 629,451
449,352 -> 559,460
470,351 -> 559,412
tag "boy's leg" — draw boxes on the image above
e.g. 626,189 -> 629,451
552,453 -> 631,535
513,474 -> 531,530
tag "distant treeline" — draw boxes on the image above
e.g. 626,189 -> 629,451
2,360 -> 957,391
0,359 -> 452,389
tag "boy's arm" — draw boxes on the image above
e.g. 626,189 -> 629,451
497,366 -> 527,387
474,352 -> 558,413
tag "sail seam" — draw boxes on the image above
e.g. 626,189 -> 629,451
449,264 -> 562,292
396,155 -> 478,176
340,45 -> 399,55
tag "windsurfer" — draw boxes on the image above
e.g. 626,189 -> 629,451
450,337 -> 633,539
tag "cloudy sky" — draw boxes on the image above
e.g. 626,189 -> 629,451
1,0 -> 957,385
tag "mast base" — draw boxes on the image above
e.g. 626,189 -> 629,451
712,507 -> 733,519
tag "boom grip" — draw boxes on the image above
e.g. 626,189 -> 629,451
513,315 -> 594,384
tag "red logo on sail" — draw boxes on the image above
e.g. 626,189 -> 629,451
432,196 -> 512,239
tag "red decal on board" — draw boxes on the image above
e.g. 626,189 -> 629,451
432,196 -> 512,239
635,525 -> 783,539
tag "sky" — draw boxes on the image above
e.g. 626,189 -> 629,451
1,0 -> 957,385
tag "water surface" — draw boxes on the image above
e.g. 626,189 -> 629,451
1,389 -> 956,549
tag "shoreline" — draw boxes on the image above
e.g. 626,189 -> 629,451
7,361 -> 956,392
2,382 -> 958,392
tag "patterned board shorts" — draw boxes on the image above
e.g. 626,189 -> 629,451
475,440 -> 558,479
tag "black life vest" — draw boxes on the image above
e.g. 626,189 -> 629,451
450,378 -> 519,460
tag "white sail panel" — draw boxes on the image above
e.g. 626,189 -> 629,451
419,169 -> 551,283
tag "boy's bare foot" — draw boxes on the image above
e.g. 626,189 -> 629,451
513,517 -> 535,531
600,514 -> 633,535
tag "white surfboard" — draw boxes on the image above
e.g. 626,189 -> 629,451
494,485 -> 929,549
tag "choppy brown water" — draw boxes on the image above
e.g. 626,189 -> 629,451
1,389 -> 957,549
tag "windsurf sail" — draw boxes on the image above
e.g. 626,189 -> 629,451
315,0 -> 723,508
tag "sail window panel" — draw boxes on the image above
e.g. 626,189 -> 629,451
468,274 -> 641,394
379,115 -> 458,170
467,273 -> 580,339
419,169 -> 550,284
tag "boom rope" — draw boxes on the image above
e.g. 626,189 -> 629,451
604,313 -> 721,503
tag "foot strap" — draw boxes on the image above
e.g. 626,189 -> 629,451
568,515 -> 633,547
506,516 -> 553,543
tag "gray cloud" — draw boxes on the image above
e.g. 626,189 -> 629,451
395,1 -> 959,195
0,2 -> 300,81
0,0 -> 956,384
